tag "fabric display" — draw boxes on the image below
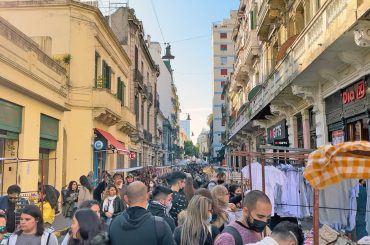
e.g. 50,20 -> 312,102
241,162 -> 312,218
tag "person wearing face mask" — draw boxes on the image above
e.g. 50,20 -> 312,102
208,172 -> 226,191
147,186 -> 176,232
215,190 -> 272,245
174,195 -> 220,245
0,185 -> 27,233
167,171 -> 188,225
0,214 -> 9,244
247,221 -> 303,245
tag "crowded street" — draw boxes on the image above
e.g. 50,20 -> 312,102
0,0 -> 370,244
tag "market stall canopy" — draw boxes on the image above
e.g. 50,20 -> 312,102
303,141 -> 370,189
110,166 -> 143,173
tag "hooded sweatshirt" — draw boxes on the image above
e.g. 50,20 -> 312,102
109,206 -> 175,245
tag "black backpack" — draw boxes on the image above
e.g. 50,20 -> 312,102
222,226 -> 243,245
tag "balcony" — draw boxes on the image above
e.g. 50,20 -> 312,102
134,69 -> 144,90
92,88 -> 122,126
117,106 -> 136,136
249,0 -> 359,128
256,0 -> 283,41
144,129 -> 153,143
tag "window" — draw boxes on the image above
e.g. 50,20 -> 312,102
221,69 -> 228,76
221,81 -> 225,87
222,119 -> 226,126
220,44 -> 227,51
117,77 -> 125,105
141,103 -> 145,125
221,94 -> 225,100
220,57 -> 227,65
135,95 -> 139,122
220,33 -> 227,39
296,113 -> 304,148
147,108 -> 150,130
249,10 -> 257,30
309,108 -> 317,149
94,52 -> 101,87
102,60 -> 111,89
117,152 -> 125,169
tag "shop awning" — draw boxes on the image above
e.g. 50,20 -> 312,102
303,141 -> 370,189
95,128 -> 128,154
110,166 -> 143,172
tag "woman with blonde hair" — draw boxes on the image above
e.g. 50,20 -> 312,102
211,185 -> 237,230
174,195 -> 219,245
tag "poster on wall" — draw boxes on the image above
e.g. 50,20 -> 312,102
332,130 -> 344,145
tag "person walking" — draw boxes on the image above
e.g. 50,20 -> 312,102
62,181 -> 79,224
7,205 -> 58,245
174,195 -> 220,245
147,186 -> 176,232
109,181 -> 175,245
214,190 -> 272,245
101,184 -> 125,225
77,175 -> 93,207
167,171 -> 188,225
66,208 -> 108,245
38,185 -> 58,227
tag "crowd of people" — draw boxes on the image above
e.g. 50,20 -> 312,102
0,166 -> 305,245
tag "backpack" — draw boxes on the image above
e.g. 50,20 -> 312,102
222,226 -> 243,245
153,216 -> 166,245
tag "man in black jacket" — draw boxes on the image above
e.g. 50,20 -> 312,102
167,171 -> 188,225
147,186 -> 176,232
109,181 -> 175,245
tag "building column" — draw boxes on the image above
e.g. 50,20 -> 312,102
313,99 -> 327,147
302,109 -> 310,149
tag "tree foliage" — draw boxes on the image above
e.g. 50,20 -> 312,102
184,140 -> 199,157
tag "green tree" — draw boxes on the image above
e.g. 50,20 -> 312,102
184,140 -> 199,157
207,113 -> 213,127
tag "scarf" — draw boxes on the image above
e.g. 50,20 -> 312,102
103,196 -> 116,213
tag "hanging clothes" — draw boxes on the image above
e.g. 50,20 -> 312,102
356,184 -> 367,241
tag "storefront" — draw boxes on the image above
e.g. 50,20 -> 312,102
325,76 -> 370,144
267,119 -> 289,147
0,99 -> 22,193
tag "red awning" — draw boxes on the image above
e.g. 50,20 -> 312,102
95,128 -> 128,154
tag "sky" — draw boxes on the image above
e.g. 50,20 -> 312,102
99,0 -> 239,143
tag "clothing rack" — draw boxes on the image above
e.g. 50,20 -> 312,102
229,146 -> 318,245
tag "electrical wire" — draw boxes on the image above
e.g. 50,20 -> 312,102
169,34 -> 211,44
150,0 -> 166,44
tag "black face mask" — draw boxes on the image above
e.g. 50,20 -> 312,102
246,214 -> 268,233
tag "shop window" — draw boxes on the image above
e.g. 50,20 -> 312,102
220,44 -> 227,51
296,113 -> 304,148
347,119 -> 369,141
220,33 -> 227,39
221,69 -> 228,76
117,153 -> 125,169
309,108 -> 317,149
39,149 -> 50,185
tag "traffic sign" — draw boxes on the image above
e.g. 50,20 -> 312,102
129,151 -> 137,160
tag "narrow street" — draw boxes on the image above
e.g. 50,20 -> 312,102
0,0 -> 369,244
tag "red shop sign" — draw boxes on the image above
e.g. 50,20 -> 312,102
342,80 -> 366,104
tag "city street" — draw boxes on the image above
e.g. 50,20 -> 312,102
0,0 -> 369,244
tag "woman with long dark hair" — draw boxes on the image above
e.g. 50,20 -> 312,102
68,208 -> 107,245
174,195 -> 219,245
39,185 -> 58,226
7,205 -> 58,245
63,181 -> 79,222
78,175 -> 93,207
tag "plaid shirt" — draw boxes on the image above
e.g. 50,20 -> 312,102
303,141 -> 370,189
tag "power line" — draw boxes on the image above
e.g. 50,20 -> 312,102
150,0 -> 166,44
170,34 -> 211,44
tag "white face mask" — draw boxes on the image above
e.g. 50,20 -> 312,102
149,183 -> 154,188
207,213 -> 213,224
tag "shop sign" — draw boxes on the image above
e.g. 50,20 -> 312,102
129,151 -> 137,160
341,80 -> 366,104
274,139 -> 289,147
267,120 -> 287,144
332,130 -> 344,145
94,140 -> 104,150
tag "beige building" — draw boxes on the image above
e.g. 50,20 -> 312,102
0,16 -> 68,193
226,0 -> 370,167
0,0 -> 135,188
211,11 -> 237,159
109,7 -> 160,167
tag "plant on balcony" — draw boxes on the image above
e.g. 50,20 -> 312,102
96,75 -> 104,88
63,54 -> 72,64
